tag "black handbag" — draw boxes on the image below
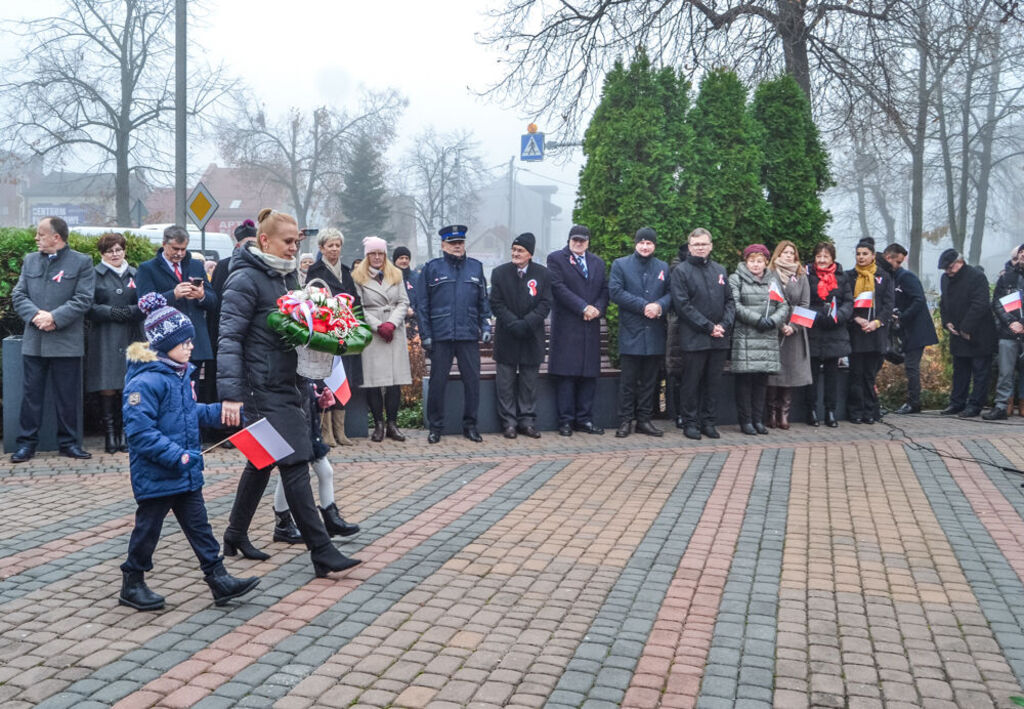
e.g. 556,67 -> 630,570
885,308 -> 905,365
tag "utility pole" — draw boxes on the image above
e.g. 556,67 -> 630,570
175,0 -> 186,226
507,156 -> 516,238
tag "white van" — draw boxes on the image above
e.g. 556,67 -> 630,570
69,225 -> 235,260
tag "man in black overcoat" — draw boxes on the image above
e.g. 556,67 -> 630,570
938,248 -> 997,417
546,225 -> 609,436
489,232 -> 552,439
883,243 -> 938,415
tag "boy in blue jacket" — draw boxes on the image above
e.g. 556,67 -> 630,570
119,293 -> 259,611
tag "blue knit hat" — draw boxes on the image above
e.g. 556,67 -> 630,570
138,292 -> 195,353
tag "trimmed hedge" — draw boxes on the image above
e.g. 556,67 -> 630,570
0,227 -> 156,340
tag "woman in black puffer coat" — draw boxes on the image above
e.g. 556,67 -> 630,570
218,208 -> 360,578
804,242 -> 853,428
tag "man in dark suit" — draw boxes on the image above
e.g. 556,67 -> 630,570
135,225 -> 218,401
883,243 -> 938,415
489,232 -> 552,439
10,216 -> 95,462
546,224 -> 609,436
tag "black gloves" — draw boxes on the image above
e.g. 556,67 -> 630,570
756,317 -> 775,332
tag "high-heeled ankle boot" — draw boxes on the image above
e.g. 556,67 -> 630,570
778,389 -> 792,430
310,544 -> 361,578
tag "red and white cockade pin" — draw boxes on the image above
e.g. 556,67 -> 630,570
52,270 -> 64,283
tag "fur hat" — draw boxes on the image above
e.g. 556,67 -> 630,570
138,292 -> 195,353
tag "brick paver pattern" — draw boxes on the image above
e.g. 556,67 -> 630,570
1,414 -> 1024,708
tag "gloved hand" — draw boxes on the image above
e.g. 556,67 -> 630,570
756,317 -> 775,332
313,384 -> 336,410
181,450 -> 203,471
110,305 -> 129,322
509,320 -> 529,338
481,330 -> 493,344
421,338 -> 432,354
377,322 -> 396,343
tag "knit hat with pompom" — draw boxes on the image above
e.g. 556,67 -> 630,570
138,292 -> 195,353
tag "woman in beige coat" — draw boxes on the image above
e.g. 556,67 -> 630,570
352,236 -> 412,442
765,240 -> 813,428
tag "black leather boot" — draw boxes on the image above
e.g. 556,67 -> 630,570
118,570 -> 165,611
101,394 -> 118,454
205,569 -> 260,606
824,410 -> 838,428
310,544 -> 361,578
115,399 -> 128,452
370,421 -> 385,443
273,510 -> 304,544
320,503 -> 360,537
223,465 -> 272,560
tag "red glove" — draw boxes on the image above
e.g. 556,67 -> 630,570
313,384 -> 336,410
378,322 -> 396,343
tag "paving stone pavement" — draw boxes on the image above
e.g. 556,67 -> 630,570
2,413 -> 1024,708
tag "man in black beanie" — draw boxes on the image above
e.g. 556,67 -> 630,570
489,232 -> 552,438
609,227 -> 672,437
391,245 -> 418,335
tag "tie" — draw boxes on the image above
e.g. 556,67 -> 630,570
518,270 -> 525,280
576,255 -> 588,279
174,263 -> 182,281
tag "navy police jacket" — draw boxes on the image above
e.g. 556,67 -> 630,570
123,342 -> 224,502
416,251 -> 492,342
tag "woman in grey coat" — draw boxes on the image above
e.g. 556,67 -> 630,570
86,232 -> 144,453
765,240 -> 812,429
729,244 -> 790,435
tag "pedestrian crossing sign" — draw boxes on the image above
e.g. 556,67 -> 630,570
520,133 -> 544,162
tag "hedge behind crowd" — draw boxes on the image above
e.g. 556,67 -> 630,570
0,226 -> 156,341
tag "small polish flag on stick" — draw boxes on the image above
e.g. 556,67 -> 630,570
324,356 -> 351,405
828,299 -> 838,323
854,291 -> 874,309
1000,290 -> 1022,313
226,418 -> 295,469
768,281 -> 785,303
790,306 -> 816,328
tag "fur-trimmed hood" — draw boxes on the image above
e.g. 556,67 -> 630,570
126,341 -> 158,363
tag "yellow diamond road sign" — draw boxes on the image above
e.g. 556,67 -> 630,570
187,182 -> 219,230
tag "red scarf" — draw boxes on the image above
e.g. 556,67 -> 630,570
815,262 -> 837,300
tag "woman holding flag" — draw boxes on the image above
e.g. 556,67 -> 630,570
218,207 -> 361,578
846,237 -> 894,424
765,241 -> 812,429
804,242 -> 853,427
729,244 -> 790,435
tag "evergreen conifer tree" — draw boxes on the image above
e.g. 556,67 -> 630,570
750,74 -> 832,258
339,131 -> 391,263
573,50 -> 694,267
687,68 -> 767,268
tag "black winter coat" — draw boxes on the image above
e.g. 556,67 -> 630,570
805,263 -> 853,359
304,258 -> 363,386
940,264 -> 997,358
848,263 -> 894,354
547,246 -> 609,377
992,260 -> 1024,340
609,252 -> 672,356
670,254 -> 735,352
217,245 -> 312,466
489,260 -> 552,367
135,249 -> 218,361
893,267 -> 938,351
86,263 -> 144,392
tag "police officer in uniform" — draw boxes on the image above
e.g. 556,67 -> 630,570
416,225 -> 492,443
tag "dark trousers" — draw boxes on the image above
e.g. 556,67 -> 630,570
426,340 -> 480,431
366,385 -> 401,423
951,355 -> 993,410
121,489 -> 223,576
18,355 -> 81,449
555,375 -> 597,426
227,459 -> 333,553
806,357 -> 840,413
847,352 -> 883,420
496,362 -> 540,428
618,354 -> 661,424
679,349 -> 727,427
734,373 -> 768,425
903,347 -> 925,408
666,373 -> 683,421
193,359 -> 217,403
